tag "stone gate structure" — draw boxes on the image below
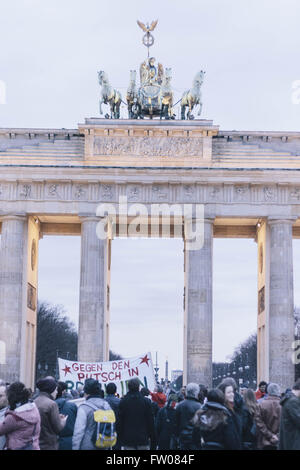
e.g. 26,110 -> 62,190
1,117 -> 300,391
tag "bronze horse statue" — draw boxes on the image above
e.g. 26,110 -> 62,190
98,70 -> 122,119
180,70 -> 205,120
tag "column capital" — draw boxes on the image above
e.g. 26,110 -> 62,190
79,214 -> 105,223
268,216 -> 297,226
0,214 -> 27,223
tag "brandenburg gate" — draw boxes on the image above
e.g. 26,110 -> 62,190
0,20 -> 299,391
0,118 -> 299,391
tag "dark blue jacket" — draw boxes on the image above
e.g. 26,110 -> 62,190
55,398 -> 77,450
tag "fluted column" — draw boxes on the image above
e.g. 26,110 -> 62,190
183,218 -> 214,386
0,215 -> 26,383
268,218 -> 295,389
78,217 -> 109,362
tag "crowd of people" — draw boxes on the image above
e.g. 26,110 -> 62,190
0,375 -> 300,450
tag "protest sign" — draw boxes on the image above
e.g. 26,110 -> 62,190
58,352 -> 156,396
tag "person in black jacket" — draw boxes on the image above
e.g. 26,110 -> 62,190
217,382 -> 242,450
117,378 -> 156,450
219,377 -> 244,435
175,383 -> 202,450
241,388 -> 258,449
192,388 -> 241,450
105,382 -> 121,449
141,387 -> 160,420
156,392 -> 178,450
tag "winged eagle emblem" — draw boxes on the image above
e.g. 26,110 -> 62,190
137,19 -> 158,33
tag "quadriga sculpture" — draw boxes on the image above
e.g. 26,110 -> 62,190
159,68 -> 173,120
180,70 -> 205,120
126,70 -> 140,119
98,70 -> 122,119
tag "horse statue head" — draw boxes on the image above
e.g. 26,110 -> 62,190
98,70 -> 108,86
193,70 -> 206,88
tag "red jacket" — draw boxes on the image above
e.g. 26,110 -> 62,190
150,392 -> 167,409
255,390 -> 265,401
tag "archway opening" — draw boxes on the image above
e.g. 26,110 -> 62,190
213,238 -> 257,388
110,237 -> 184,386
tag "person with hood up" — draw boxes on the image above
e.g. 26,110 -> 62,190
72,378 -> 111,450
150,385 -> 167,409
34,376 -> 67,450
279,378 -> 300,450
0,381 -> 8,450
255,382 -> 281,450
156,391 -> 178,450
192,388 -> 241,450
0,381 -> 41,450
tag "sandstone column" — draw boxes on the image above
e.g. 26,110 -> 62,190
257,217 -> 295,391
268,218 -> 295,389
78,217 -> 110,362
183,218 -> 213,387
0,215 -> 26,384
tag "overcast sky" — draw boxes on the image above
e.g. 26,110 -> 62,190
1,0 -> 300,377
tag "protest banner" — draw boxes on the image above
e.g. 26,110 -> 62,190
58,352 -> 156,396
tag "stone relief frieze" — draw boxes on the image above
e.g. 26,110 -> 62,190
234,185 -> 249,201
19,184 -> 31,199
183,185 -> 195,200
73,185 -> 87,200
100,184 -> 114,200
47,184 -> 61,199
290,188 -> 300,200
1,181 -> 300,207
264,186 -> 276,202
152,185 -> 168,201
127,185 -> 141,201
94,136 -> 203,157
209,186 -> 222,201
0,184 -> 10,200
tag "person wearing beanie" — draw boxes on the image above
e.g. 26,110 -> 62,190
34,376 -> 67,450
255,382 -> 281,450
72,378 -> 111,450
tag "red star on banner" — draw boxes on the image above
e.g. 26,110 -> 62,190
139,354 -> 150,367
62,365 -> 71,376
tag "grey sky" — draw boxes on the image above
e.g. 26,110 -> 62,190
1,0 -> 300,376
